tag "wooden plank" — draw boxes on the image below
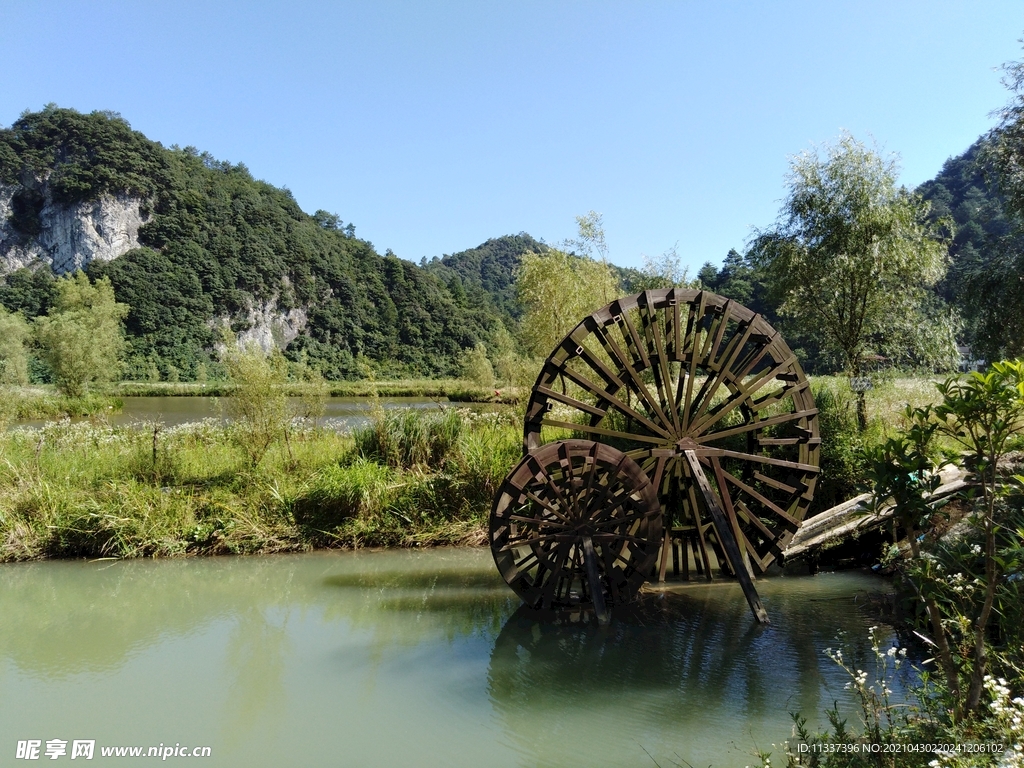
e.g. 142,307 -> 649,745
711,456 -> 754,578
695,408 -> 819,443
683,451 -> 770,624
583,536 -> 609,623
753,471 -> 797,494
717,465 -> 802,529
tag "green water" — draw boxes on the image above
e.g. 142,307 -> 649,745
18,396 -> 495,431
0,549 -> 910,767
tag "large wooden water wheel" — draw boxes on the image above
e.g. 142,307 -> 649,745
489,288 -> 820,623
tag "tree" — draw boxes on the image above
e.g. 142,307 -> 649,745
562,210 -> 609,262
516,249 -> 619,356
991,45 -> 1024,217
964,47 -> 1024,360
630,244 -> 694,291
459,342 -> 494,388
34,272 -> 128,397
488,321 -> 536,390
0,307 -> 30,385
750,133 -> 951,428
220,339 -> 290,467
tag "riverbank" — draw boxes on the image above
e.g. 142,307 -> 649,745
0,374 -> 969,563
0,387 -> 123,422
0,407 -> 522,561
107,378 -> 514,402
0,378 -> 511,423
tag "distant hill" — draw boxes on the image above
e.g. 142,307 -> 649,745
423,233 -> 549,324
3,106 -> 1015,381
916,135 -> 1024,360
0,107 -> 525,380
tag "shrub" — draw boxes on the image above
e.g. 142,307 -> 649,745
460,343 -> 495,388
221,342 -> 289,467
353,407 -> 463,470
812,381 -> 869,512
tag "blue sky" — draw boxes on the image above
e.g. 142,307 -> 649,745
1,1 -> 1021,272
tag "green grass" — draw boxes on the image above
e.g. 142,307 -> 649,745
0,386 -> 122,421
0,408 -> 523,561
0,374 -> 964,562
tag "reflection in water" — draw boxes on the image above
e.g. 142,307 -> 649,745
0,550 -> 911,768
222,608 -> 290,748
487,579 -> 913,768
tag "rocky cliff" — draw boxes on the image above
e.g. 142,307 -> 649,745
0,181 -> 148,275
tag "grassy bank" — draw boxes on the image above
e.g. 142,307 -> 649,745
0,386 -> 123,421
0,374 -> 978,562
0,407 -> 523,561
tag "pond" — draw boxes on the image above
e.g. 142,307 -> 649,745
19,396 -> 494,431
0,549 -> 912,767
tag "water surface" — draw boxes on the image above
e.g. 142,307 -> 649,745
19,396 -> 491,431
0,550 -> 910,767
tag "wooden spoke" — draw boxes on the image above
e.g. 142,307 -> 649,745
514,289 -> 820,612
695,408 -> 819,444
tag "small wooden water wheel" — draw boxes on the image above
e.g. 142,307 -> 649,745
489,289 -> 820,623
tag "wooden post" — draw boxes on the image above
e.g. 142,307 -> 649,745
582,536 -> 610,624
683,451 -> 770,624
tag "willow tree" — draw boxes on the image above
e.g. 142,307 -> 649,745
750,133 -> 952,428
34,272 -> 128,397
516,249 -> 618,356
0,307 -> 30,385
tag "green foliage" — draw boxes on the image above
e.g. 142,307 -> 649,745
353,407 -> 463,470
991,46 -> 1024,222
932,362 -> 1024,713
856,362 -> 1024,720
811,382 -> 869,512
0,267 -> 57,318
488,322 -> 537,391
220,342 -> 290,467
917,137 -> 1024,363
0,306 -> 30,385
460,342 -> 495,388
627,244 -> 696,292
422,233 -> 549,325
751,133 -> 955,385
290,458 -> 393,542
561,210 -> 609,261
1,107 -> 502,380
516,249 -> 618,356
862,406 -> 947,541
0,106 -> 166,205
33,272 -> 128,397
0,406 -> 526,560
934,361 -> 1024,493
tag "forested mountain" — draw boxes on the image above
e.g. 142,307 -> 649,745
917,136 -> 1024,360
0,107 -> 516,380
1,106 -> 1019,382
422,233 -> 549,325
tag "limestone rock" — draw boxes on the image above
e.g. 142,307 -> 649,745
0,181 -> 148,275
212,298 -> 309,354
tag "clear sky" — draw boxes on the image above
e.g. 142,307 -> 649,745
1,1 -> 1021,272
